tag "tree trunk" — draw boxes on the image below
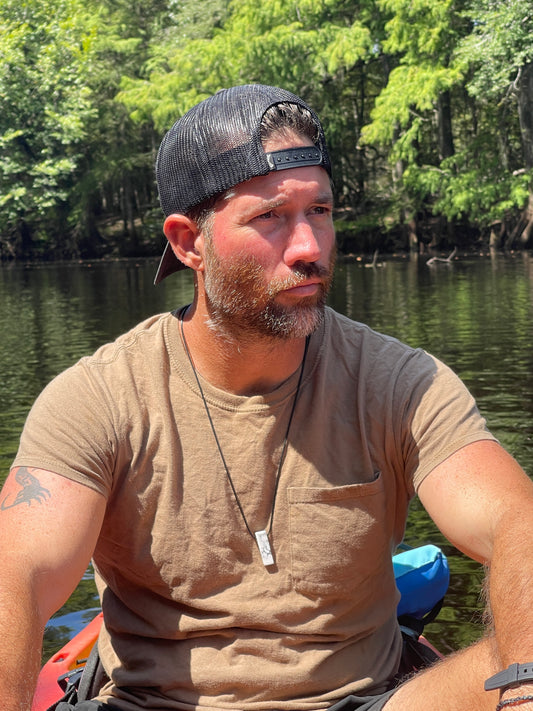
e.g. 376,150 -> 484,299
519,193 -> 533,247
505,61 -> 533,249
121,172 -> 138,251
437,90 -> 455,161
404,211 -> 418,252
517,61 -> 533,170
489,221 -> 504,249
17,219 -> 34,258
505,193 -> 533,249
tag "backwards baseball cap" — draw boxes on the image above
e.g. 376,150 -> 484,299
154,84 -> 332,284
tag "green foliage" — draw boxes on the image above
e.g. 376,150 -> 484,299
2,0 -> 533,259
362,0 -> 465,152
0,0 -> 178,259
403,156 -> 531,226
359,0 -> 533,241
458,0 -> 533,97
362,64 -> 462,146
0,0 -> 97,255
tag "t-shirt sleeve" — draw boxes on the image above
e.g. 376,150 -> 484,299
12,360 -> 116,498
395,350 -> 497,494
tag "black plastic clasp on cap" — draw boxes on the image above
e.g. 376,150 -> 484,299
266,147 -> 323,171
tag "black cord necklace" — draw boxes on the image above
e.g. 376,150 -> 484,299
179,309 -> 309,567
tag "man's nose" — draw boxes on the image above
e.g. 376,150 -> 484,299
284,219 -> 322,266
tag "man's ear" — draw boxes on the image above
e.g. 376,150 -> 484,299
163,214 -> 204,271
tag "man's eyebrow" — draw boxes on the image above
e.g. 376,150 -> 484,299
254,192 -> 334,210
254,198 -> 285,211
314,192 -> 334,204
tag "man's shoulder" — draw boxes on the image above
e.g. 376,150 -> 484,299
325,307 -> 419,356
45,311 -> 178,396
84,311 -> 175,366
323,308 -> 443,391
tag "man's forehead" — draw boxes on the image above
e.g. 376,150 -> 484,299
226,164 -> 333,206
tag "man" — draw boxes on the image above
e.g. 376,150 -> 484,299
1,84 -> 533,711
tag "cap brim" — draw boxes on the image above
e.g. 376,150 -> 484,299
154,242 -> 188,285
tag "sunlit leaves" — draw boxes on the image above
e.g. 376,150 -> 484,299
0,0 -> 97,252
324,21 -> 373,74
362,64 -> 462,146
380,0 -> 460,59
357,0 -> 533,236
2,0 -> 533,257
458,0 -> 533,97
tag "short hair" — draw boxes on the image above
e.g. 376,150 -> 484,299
186,193 -> 222,234
260,101 -> 320,146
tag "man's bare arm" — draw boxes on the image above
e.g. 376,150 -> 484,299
0,466 -> 106,711
418,440 -> 533,705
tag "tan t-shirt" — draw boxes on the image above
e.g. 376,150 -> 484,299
14,307 -> 495,710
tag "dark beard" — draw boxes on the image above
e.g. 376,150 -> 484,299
203,248 -> 336,341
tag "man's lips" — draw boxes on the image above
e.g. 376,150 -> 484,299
280,279 -> 322,297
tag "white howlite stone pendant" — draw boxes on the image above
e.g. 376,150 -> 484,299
255,530 -> 275,567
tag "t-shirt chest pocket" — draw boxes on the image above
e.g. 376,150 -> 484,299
287,473 -> 388,595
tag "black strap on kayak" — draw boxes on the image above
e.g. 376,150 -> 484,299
399,631 -> 441,676
397,595 -> 445,640
44,672 -> 80,711
76,641 -> 104,701
45,641 -> 107,711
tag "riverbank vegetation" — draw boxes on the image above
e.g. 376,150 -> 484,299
1,0 -> 532,261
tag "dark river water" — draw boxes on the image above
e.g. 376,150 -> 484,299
1,252 -> 532,660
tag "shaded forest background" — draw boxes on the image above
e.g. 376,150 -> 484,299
1,0 -> 533,262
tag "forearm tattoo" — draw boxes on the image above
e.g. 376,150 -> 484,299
0,467 -> 51,510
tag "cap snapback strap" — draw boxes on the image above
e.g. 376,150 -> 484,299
266,147 -> 324,171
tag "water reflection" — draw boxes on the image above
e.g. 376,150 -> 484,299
1,254 -> 533,656
0,261 -> 195,476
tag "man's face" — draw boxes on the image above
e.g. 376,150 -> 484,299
199,135 -> 336,341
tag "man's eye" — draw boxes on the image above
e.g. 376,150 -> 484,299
257,211 -> 273,220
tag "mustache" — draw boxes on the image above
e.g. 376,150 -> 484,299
292,261 -> 330,280
272,259 -> 334,291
